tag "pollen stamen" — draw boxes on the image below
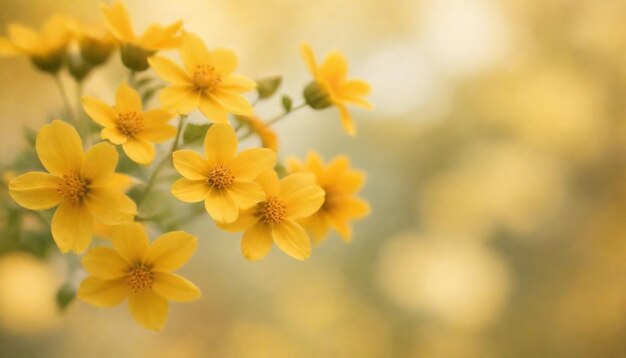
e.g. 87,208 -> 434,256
57,170 -> 89,203
127,264 -> 153,293
256,196 -> 287,224
117,111 -> 143,137
192,64 -> 221,94
207,164 -> 235,190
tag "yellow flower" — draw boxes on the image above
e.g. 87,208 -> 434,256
0,15 -> 73,72
238,115 -> 279,152
288,151 -> 370,243
171,123 -> 276,223
66,20 -> 116,66
100,1 -> 182,70
77,223 -> 201,331
8,120 -> 137,253
300,43 -> 373,136
148,33 -> 256,122
218,171 -> 325,261
82,82 -> 176,165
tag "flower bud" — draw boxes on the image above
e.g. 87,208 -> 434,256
303,81 -> 332,109
67,55 -> 93,82
120,43 -> 155,72
256,76 -> 281,99
31,50 -> 65,74
80,37 -> 114,66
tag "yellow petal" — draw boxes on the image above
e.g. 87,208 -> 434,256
337,80 -> 373,109
159,85 -> 200,115
85,187 -> 136,225
99,1 -> 136,43
0,36 -> 19,56
143,108 -> 174,124
221,74 -> 256,92
82,247 -> 129,279
204,189 -> 239,223
300,212 -> 330,244
123,137 -> 155,165
320,51 -> 348,82
231,148 -> 276,181
211,91 -> 253,115
82,96 -> 117,127
51,201 -> 94,254
81,142 -> 118,185
128,290 -> 168,331
172,150 -> 210,180
111,223 -> 149,263
282,189 -> 325,220
102,127 -> 128,144
272,219 -> 311,260
209,48 -> 238,75
198,96 -> 229,123
279,172 -> 315,199
180,32 -> 210,73
145,231 -> 197,271
171,178 -> 210,203
337,103 -> 356,136
36,120 -> 83,176
300,43 -> 319,78
204,123 -> 237,165
7,23 -> 42,55
106,173 -> 135,192
138,20 -> 182,50
152,272 -> 201,302
8,172 -> 62,210
148,56 -> 190,85
115,81 -> 142,112
216,209 -> 258,232
228,180 -> 265,209
255,170 -> 280,196
140,123 -> 176,143
78,277 -> 129,307
241,221 -> 273,261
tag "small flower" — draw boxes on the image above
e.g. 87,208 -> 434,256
238,115 -> 279,152
288,151 -> 370,243
148,33 -> 256,122
300,43 -> 373,136
8,120 -> 137,253
171,123 -> 276,223
218,170 -> 325,261
66,20 -> 116,66
100,1 -> 182,70
77,223 -> 201,331
82,82 -> 177,165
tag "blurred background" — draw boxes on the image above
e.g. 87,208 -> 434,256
1,0 -> 626,357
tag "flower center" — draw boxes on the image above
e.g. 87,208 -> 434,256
117,111 -> 143,137
321,186 -> 338,211
207,164 -> 235,190
256,195 -> 287,224
192,64 -> 221,94
57,170 -> 89,203
127,264 -> 153,293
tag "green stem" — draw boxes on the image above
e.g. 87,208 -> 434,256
76,80 -> 91,145
128,70 -> 136,87
136,115 -> 187,208
238,102 -> 307,141
53,75 -> 78,126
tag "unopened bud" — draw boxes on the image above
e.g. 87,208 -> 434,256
303,81 -> 332,109
256,76 -> 281,99
120,43 -> 155,72
80,37 -> 114,66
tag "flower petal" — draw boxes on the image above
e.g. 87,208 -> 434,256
78,277 -> 130,307
85,187 -> 136,225
159,85 -> 200,115
111,223 -> 149,264
216,209 -> 258,232
148,56 -> 190,85
320,51 -> 348,82
82,96 -> 117,127
152,272 -> 201,302
102,127 -> 128,144
221,74 -> 256,92
8,172 -> 62,210
128,290 -> 168,331
300,43 -> 319,78
145,231 -> 197,272
171,178 -> 210,203
256,170 -> 280,196
198,96 -> 229,123
209,48 -> 238,75
172,150 -> 210,180
115,82 -> 142,112
272,219 -> 311,260
231,148 -> 276,181
204,123 -> 237,164
123,137 -> 155,165
51,201 -> 94,254
138,20 -> 182,50
99,1 -> 136,43
140,123 -> 176,143
36,120 -> 83,176
241,221 -> 273,261
210,91 -> 253,115
180,32 -> 210,73
82,247 -> 129,279
336,104 -> 356,136
81,142 -> 118,185
228,180 -> 265,209
205,189 -> 239,223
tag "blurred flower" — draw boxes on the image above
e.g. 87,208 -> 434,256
218,171 -> 325,261
77,223 -> 201,331
0,252 -> 61,333
148,33 -> 256,122
8,120 -> 136,253
376,232 -> 510,329
288,151 -> 370,243
100,1 -> 182,70
82,82 -> 176,165
238,115 -> 279,152
172,123 -> 275,223
66,19 -> 116,67
300,43 -> 373,136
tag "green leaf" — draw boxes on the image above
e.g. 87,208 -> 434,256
56,283 -> 76,311
134,76 -> 154,89
282,95 -> 293,113
256,76 -> 282,99
183,123 -> 212,145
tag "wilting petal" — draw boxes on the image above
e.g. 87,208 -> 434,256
51,201 -> 94,254
204,189 -> 238,223
145,231 -> 197,272
78,277 -> 130,307
231,148 -> 276,181
172,150 -> 210,180
272,219 -> 311,260
241,221 -> 273,261
128,290 -> 168,331
82,97 -> 117,127
152,272 -> 201,302
85,187 -> 136,225
81,142 -> 118,185
8,172 -> 62,210
123,137 -> 155,165
204,123 -> 237,164
82,247 -> 129,279
171,178 -> 210,203
36,120 -> 83,176
111,223 -> 149,263
148,56 -> 190,85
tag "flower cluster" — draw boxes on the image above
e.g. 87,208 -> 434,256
0,1 -> 371,331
